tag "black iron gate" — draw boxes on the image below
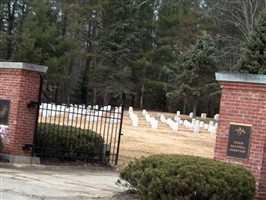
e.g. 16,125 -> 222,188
32,78 -> 125,165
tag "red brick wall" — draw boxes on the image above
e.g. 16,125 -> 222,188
214,81 -> 266,199
0,69 -> 40,156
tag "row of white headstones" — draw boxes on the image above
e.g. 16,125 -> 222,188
39,103 -> 122,124
128,106 -> 218,134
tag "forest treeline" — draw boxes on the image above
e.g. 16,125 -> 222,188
0,0 -> 265,117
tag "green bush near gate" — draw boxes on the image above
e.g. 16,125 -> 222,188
119,154 -> 256,200
36,123 -> 104,160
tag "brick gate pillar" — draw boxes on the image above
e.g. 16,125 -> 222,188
214,73 -> 266,199
0,62 -> 47,164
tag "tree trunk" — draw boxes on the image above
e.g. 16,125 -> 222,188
54,84 -> 59,103
6,0 -> 18,60
140,84 -> 144,109
208,100 -> 215,118
168,100 -> 172,113
103,90 -> 109,105
182,98 -> 187,114
92,89 -> 97,105
192,98 -> 197,118
131,93 -> 135,107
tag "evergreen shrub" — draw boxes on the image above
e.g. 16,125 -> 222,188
120,154 -> 256,200
36,123 -> 104,160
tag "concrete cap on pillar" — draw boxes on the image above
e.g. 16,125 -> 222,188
215,72 -> 266,84
0,62 -> 48,73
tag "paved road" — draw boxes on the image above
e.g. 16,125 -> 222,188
0,163 -> 124,200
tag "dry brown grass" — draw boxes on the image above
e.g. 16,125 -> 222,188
117,110 -> 216,169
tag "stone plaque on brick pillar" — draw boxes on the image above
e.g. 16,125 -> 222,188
215,73 -> 266,200
0,62 -> 47,164
226,123 -> 252,159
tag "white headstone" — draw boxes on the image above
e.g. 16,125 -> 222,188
201,113 -> 207,119
151,120 -> 159,129
184,120 -> 191,128
211,126 -> 217,134
93,105 -> 99,110
145,114 -> 151,122
193,125 -> 199,133
109,114 -> 118,124
132,116 -> 139,127
214,114 -> 219,121
160,114 -> 166,123
172,122 -> 179,132
208,121 -> 214,132
142,109 -> 147,116
193,120 -> 200,133
199,121 -> 204,128
174,116 -> 180,122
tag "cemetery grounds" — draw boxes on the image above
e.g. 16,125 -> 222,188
38,107 -> 217,169
117,110 -> 216,169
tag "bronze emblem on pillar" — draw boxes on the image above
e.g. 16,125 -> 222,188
234,127 -> 246,136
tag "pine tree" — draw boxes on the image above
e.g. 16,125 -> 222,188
237,11 -> 266,74
134,0 -> 195,109
70,73 -> 89,105
91,0 -> 139,104
14,0 -> 76,102
168,32 -> 219,117
146,0 -> 182,110
59,0 -> 107,104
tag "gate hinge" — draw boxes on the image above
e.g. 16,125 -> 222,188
22,144 -> 34,151
27,101 -> 41,108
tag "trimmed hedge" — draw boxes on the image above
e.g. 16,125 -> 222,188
36,123 -> 104,160
120,154 -> 256,200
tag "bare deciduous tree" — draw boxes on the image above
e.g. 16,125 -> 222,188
203,0 -> 266,71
